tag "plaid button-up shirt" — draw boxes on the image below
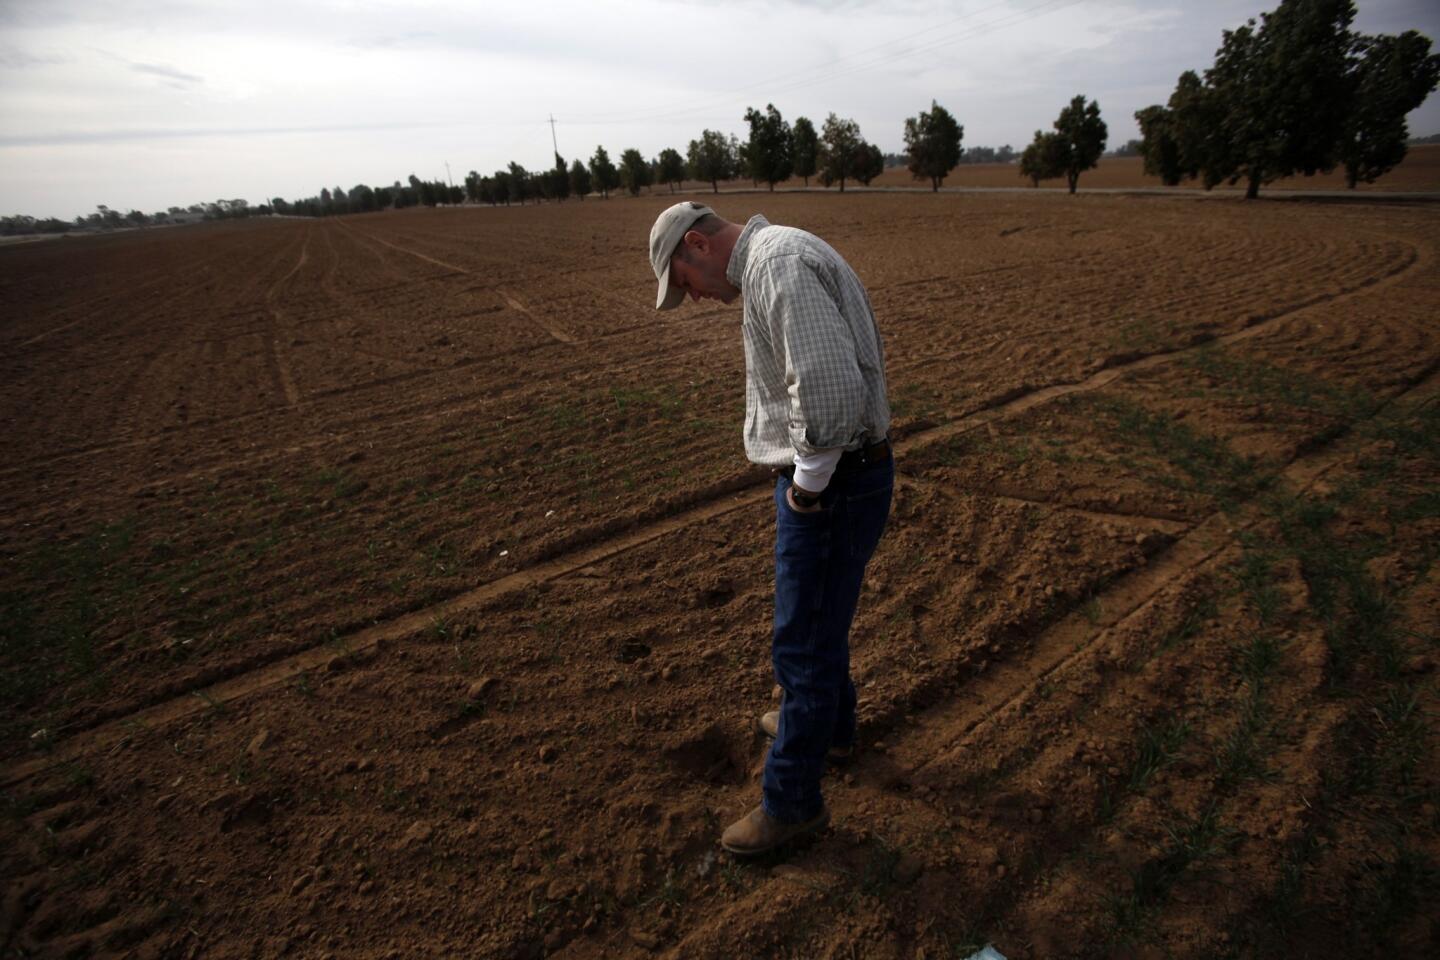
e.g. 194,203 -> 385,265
726,215 -> 891,470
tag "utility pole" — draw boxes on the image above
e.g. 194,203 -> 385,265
444,161 -> 454,190
548,114 -> 559,158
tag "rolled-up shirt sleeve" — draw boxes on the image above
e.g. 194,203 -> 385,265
751,253 -> 866,458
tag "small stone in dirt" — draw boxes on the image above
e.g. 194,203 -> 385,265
467,677 -> 498,700
356,757 -> 374,773
357,880 -> 374,895
995,863 -> 1008,878
538,745 -> 559,763
401,820 -> 433,846
629,930 -> 661,951
155,793 -> 176,811
660,666 -> 676,681
290,874 -> 312,895
545,879 -> 570,901
247,729 -> 271,756
894,853 -> 925,884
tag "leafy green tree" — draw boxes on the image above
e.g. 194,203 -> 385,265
1135,105 -> 1183,184
507,162 -> 529,204
818,113 -> 863,191
464,170 -> 484,203
569,158 -> 592,200
348,184 -> 376,212
854,142 -> 885,186
1018,131 -> 1066,187
1052,95 -> 1108,193
549,153 -> 571,201
903,100 -> 964,190
687,129 -> 738,193
589,146 -> 619,199
1341,30 -> 1440,187
490,169 -> 511,206
743,103 -> 794,191
657,148 -> 686,193
619,148 -> 651,196
1207,0 -> 1356,198
791,116 -> 819,186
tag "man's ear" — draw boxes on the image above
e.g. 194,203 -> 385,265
681,229 -> 708,255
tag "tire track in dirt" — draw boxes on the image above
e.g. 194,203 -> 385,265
1,229 -> 1426,784
902,476 -> 1189,534
334,220 -> 578,345
0,486 -> 768,788
260,228 -> 310,407
0,306 -> 728,483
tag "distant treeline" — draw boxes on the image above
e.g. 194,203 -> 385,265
2,199 -> 262,237
4,1 -> 1436,232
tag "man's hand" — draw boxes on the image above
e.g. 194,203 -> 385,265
786,484 -> 824,513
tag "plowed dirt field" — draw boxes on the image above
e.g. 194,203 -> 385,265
2,190 -> 1438,959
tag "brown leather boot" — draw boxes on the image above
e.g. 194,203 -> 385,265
720,804 -> 830,856
758,710 -> 854,761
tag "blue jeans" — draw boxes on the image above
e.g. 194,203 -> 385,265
763,456 -> 894,823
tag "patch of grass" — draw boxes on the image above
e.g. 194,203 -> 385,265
1359,395 -> 1440,461
1,517 -> 141,736
310,466 -> 368,501
1355,843 -> 1440,946
889,381 -> 945,421
1107,804 -> 1233,941
1236,630 -> 1283,686
1159,592 -> 1219,651
1373,685 -> 1429,792
1086,395 -> 1264,510
1232,547 -> 1286,627
1183,349 -> 1374,420
641,869 -> 686,909
610,385 -> 684,424
1128,718 -> 1190,793
1260,487 -> 1401,683
544,401 -> 589,432
1215,690 -> 1273,788
855,836 -> 903,900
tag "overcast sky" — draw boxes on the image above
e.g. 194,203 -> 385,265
2,0 -> 1437,219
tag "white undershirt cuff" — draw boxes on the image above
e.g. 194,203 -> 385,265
792,447 -> 844,493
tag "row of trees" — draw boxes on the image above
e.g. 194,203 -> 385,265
1,200 -> 265,236
1134,0 -> 1439,198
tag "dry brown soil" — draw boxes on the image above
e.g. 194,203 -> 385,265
2,185 -> 1438,959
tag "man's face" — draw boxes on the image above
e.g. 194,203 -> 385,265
669,232 -> 739,305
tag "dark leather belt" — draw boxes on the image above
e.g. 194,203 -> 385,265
776,438 -> 892,478
836,437 -> 892,472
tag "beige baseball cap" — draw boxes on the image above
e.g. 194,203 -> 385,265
649,200 -> 715,310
